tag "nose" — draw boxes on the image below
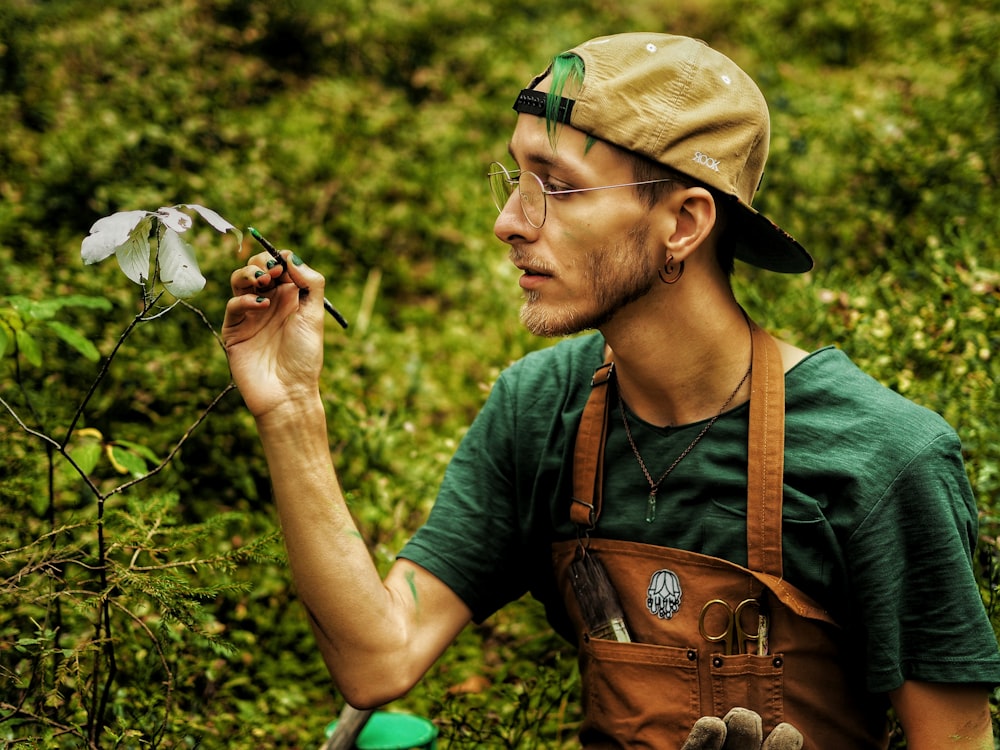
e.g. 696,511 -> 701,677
493,192 -> 536,244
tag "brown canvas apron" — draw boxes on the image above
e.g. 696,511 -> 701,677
552,323 -> 890,749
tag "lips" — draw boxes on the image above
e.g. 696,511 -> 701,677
516,263 -> 552,291
509,249 -> 552,278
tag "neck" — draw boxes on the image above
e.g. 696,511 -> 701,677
602,291 -> 753,427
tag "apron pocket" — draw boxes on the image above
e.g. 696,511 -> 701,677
579,638 -> 701,747
709,652 -> 784,732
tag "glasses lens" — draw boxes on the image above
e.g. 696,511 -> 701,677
488,162 -> 516,214
518,171 -> 546,228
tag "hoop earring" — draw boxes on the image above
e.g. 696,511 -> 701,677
658,256 -> 685,285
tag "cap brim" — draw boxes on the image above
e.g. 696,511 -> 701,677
723,195 -> 814,274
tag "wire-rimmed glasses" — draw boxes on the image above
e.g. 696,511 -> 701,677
488,161 -> 678,228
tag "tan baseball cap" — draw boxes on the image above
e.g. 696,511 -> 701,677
514,32 -> 813,273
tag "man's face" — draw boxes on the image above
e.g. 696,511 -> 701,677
493,111 -> 662,338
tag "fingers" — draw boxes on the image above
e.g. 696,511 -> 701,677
680,717 -> 726,750
721,708 -> 762,750
228,250 -> 326,307
222,250 -> 331,352
684,709 -> 801,750
230,251 -> 283,296
280,250 -> 328,306
761,723 -> 803,750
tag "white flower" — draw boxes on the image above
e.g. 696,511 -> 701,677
81,204 -> 242,298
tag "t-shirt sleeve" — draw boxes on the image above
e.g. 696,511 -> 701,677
848,429 -> 1000,692
399,373 -> 530,622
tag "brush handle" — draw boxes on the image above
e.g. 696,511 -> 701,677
322,298 -> 350,329
248,227 -> 349,329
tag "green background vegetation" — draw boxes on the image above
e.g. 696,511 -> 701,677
1,0 -> 997,747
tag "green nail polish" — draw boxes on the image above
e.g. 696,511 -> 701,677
266,259 -> 277,269
256,296 -> 266,303
291,253 -> 303,266
254,270 -> 265,278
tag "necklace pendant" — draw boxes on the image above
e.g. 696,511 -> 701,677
645,491 -> 657,523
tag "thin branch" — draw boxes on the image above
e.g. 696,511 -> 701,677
109,597 -> 175,745
127,554 -> 243,573
0,521 -> 92,557
104,382 -> 237,498
128,517 -> 163,569
91,566 -> 117,746
0,394 -> 103,499
0,701 -> 80,737
62,291 -> 165,448
139,298 -> 181,321
179,298 -> 227,351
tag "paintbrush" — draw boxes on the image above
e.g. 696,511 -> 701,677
570,550 -> 632,642
248,226 -> 349,329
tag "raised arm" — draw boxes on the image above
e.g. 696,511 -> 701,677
222,252 -> 471,708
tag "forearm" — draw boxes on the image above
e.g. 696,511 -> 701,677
255,396 -> 440,704
224,255 -> 469,704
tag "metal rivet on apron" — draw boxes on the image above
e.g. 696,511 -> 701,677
687,650 -> 696,661
712,656 -> 723,668
772,657 -> 783,668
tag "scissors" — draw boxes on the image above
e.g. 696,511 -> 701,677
698,598 -> 768,655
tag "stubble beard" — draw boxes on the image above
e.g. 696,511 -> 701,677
520,223 -> 658,338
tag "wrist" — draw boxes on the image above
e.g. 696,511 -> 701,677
254,390 -> 327,436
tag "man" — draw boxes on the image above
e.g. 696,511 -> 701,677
223,33 -> 1000,748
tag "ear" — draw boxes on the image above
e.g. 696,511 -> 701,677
653,187 -> 717,265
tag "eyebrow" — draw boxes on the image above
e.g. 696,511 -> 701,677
506,142 -> 584,179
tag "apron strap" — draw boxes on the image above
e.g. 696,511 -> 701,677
570,356 -> 614,528
746,321 -> 785,578
571,321 -> 786,576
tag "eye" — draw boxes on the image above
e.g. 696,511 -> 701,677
543,178 -> 574,196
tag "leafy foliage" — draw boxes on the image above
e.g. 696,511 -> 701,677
1,296 -> 112,366
0,0 -> 998,747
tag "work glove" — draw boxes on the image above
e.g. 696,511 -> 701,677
680,707 -> 804,750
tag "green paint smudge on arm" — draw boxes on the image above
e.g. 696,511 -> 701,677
405,569 -> 419,608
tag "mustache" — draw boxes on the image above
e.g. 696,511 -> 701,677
508,247 -> 555,275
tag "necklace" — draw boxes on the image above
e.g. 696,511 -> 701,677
618,357 -> 753,523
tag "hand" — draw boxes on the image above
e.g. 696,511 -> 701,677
680,708 -> 803,750
222,250 -> 328,418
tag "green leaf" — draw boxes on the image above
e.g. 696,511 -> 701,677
61,428 -> 105,480
53,294 -> 114,312
4,294 -> 112,321
45,320 -> 102,362
107,443 -> 149,477
113,438 -> 162,466
5,295 -> 33,316
69,440 -> 103,476
0,322 -> 8,357
15,328 -> 42,367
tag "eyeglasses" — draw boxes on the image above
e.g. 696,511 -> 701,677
488,161 -> 678,228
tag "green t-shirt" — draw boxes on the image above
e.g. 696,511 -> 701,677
401,333 -> 1000,693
